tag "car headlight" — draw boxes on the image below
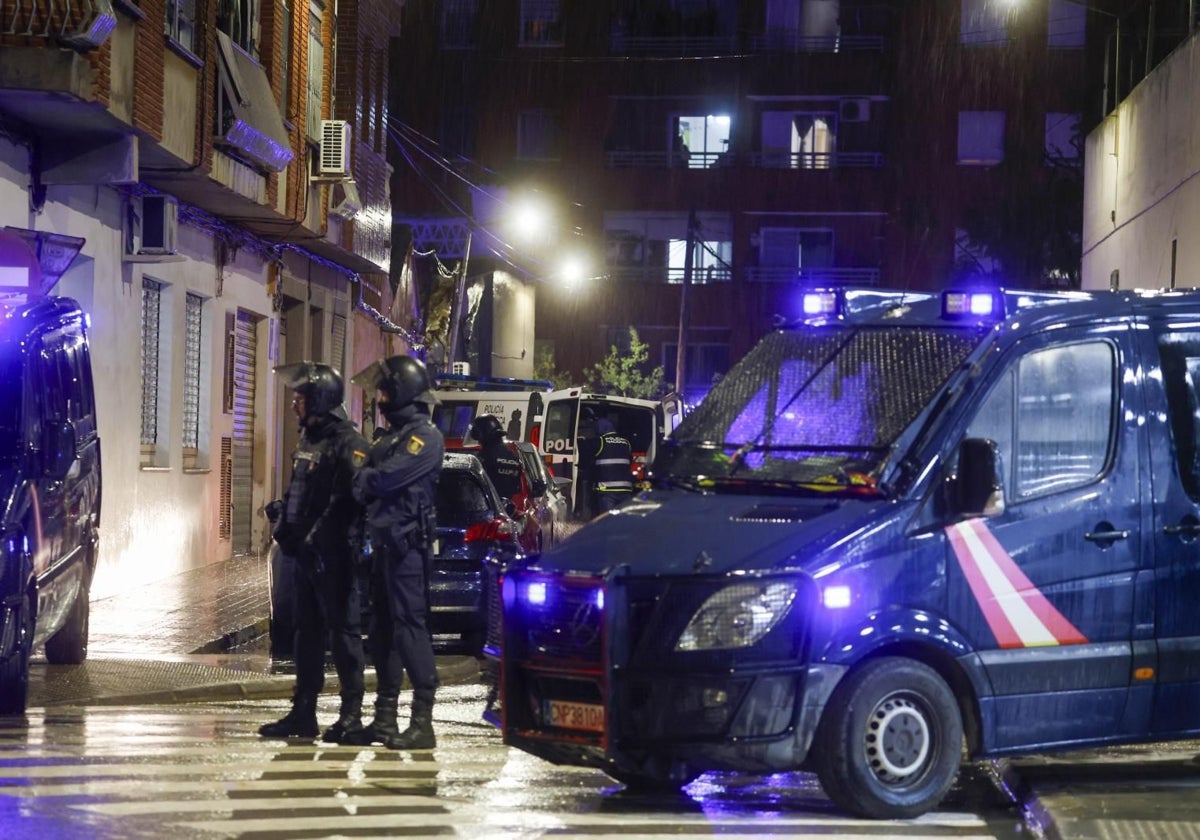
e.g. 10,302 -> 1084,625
675,581 -> 798,651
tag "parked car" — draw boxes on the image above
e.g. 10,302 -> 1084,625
429,452 -> 526,653
446,438 -> 547,556
0,295 -> 101,715
513,441 -> 570,550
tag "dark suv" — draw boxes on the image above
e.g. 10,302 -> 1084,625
0,296 -> 101,715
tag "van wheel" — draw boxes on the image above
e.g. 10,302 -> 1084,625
812,657 -> 962,820
45,577 -> 90,665
0,594 -> 34,715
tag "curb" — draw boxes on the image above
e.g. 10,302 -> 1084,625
80,656 -> 484,707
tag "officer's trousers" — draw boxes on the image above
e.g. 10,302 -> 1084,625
293,552 -> 366,701
367,539 -> 439,713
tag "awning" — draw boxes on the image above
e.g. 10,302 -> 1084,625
215,32 -> 295,172
1,227 -> 84,297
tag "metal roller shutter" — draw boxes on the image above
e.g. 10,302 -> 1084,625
231,310 -> 257,555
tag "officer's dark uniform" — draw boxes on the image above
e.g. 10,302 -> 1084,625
349,354 -> 445,750
579,418 -> 633,514
471,414 -> 522,500
260,363 -> 368,742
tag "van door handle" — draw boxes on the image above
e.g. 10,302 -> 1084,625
1084,527 -> 1130,543
1163,516 -> 1200,537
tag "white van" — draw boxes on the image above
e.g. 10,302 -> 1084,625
431,374 -> 554,446
536,388 -> 685,514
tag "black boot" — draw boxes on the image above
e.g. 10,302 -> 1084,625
340,696 -> 398,746
321,692 -> 365,744
387,711 -> 436,750
259,695 -> 319,739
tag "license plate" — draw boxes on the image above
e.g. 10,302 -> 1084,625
545,699 -> 605,733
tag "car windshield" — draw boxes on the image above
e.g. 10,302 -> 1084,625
654,325 -> 984,494
0,350 -> 20,461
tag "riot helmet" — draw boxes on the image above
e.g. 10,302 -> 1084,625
351,354 -> 439,410
470,413 -> 505,446
275,362 -> 344,420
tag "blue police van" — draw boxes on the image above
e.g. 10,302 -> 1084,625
492,286 -> 1200,819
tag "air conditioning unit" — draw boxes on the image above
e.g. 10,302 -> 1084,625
839,98 -> 870,123
329,179 -> 363,220
318,119 -> 351,177
125,194 -> 180,260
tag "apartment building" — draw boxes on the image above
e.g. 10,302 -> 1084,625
391,0 -> 1096,404
0,0 -> 409,595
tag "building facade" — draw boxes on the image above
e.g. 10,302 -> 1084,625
1080,1 -> 1200,292
391,0 -> 1094,405
0,0 -> 408,596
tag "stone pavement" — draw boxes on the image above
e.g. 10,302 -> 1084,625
28,552 -> 480,707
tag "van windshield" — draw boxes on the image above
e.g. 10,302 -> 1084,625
0,352 -> 20,461
654,325 -> 983,493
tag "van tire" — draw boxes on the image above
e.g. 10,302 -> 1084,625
812,656 -> 962,820
45,577 -> 90,665
0,593 -> 34,715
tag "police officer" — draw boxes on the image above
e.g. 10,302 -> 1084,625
469,414 -> 522,500
578,416 -> 634,514
260,363 -> 369,742
348,355 -> 444,750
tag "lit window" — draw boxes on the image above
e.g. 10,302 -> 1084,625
957,110 -> 1006,165
520,0 -> 562,46
960,0 -> 1010,46
675,114 -> 732,169
1047,0 -> 1086,48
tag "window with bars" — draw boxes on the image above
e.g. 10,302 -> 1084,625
183,293 -> 205,468
141,279 -> 164,465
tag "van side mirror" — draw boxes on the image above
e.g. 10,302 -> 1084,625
42,420 -> 77,481
948,437 -> 1006,518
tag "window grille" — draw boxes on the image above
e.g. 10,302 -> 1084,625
183,293 -> 203,456
141,279 -> 163,449
219,437 -> 233,539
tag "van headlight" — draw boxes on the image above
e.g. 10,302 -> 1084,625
676,582 -> 798,651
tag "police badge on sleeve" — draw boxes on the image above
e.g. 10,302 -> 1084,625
407,435 -> 425,455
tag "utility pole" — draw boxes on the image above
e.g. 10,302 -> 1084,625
446,229 -> 472,368
674,209 -> 697,395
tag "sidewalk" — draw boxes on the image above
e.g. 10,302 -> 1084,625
28,553 -> 480,707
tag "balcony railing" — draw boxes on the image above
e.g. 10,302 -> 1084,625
609,33 -> 737,55
601,266 -> 880,285
745,266 -> 881,285
605,150 -> 884,169
749,32 -> 884,52
3,0 -> 116,48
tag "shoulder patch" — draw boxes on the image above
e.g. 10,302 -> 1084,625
407,434 -> 426,455
351,449 -> 367,468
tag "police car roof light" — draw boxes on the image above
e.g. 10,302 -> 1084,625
801,288 -> 843,320
942,289 -> 1004,321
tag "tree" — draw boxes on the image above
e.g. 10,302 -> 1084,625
533,344 -> 572,389
586,327 -> 666,399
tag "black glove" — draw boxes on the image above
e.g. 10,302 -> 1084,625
265,499 -> 284,524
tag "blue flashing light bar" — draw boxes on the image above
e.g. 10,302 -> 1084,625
801,288 -> 843,319
942,290 -> 1004,321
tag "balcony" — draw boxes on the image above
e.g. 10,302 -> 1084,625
745,266 -> 881,285
2,0 -> 117,49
